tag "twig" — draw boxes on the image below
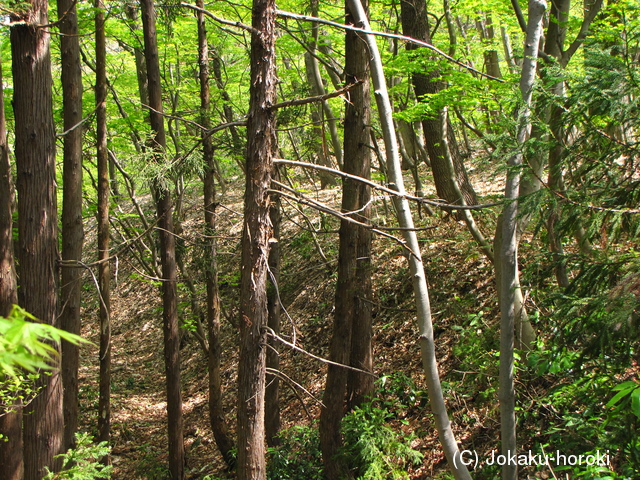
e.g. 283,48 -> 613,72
274,159 -> 501,210
57,259 -> 110,360
180,2 -> 258,35
265,366 -> 322,417
276,9 -> 504,82
265,327 -> 377,377
56,105 -> 98,138
271,81 -> 362,110
270,182 -> 417,258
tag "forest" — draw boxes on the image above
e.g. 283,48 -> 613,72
0,0 -> 638,478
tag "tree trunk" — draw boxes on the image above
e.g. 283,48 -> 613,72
265,173 -> 281,447
304,52 -> 337,188
96,0 -> 111,447
478,15 -> 503,79
400,0 -> 477,208
501,26 -> 518,73
236,0 -> 277,478
343,0 -> 373,414
346,1 -> 472,478
0,54 -> 23,480
197,0 -> 235,466
10,2 -> 64,477
212,50 -> 244,173
57,0 -> 84,452
441,108 -> 494,262
305,0 -> 343,171
319,2 -> 372,476
544,0 -> 593,283
498,2 -> 546,480
140,0 -> 185,477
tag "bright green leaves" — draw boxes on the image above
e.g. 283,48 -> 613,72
43,432 -> 113,480
607,381 -> 640,420
0,306 -> 87,378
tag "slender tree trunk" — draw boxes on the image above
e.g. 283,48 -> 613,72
319,2 -> 372,476
501,26 -> 518,73
0,55 -> 23,480
443,0 -> 457,56
441,107 -> 494,262
304,52 -> 337,188
236,0 -> 277,478
265,173 -> 281,447
96,0 -> 111,447
140,0 -> 185,477
212,50 -> 244,173
305,0 -> 343,170
346,1 -> 472,478
343,0 -> 373,414
125,1 -> 149,117
197,0 -> 235,466
400,0 -> 477,207
57,0 -> 84,452
10,2 -> 64,477
498,2 -> 546,480
544,0 -> 592,284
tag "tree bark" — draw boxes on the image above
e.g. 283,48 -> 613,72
140,0 -> 185,477
320,2 -> 372,476
478,15 -> 503,79
400,0 -> 477,208
197,0 -> 235,466
236,0 -> 277,478
10,2 -> 64,477
57,0 -> 85,452
0,53 -> 23,480
346,1 -> 472,478
96,0 -> 111,447
343,0 -> 374,416
498,2 -> 546,480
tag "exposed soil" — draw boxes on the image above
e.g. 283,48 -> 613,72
77,164 -> 505,479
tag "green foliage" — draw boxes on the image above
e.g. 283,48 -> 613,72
267,424 -> 323,480
339,401 -> 424,479
0,306 -> 86,378
375,373 -> 427,413
266,376 -> 424,480
451,311 -> 499,401
43,432 -> 112,480
0,306 -> 87,442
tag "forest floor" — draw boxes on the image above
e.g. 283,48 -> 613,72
77,162 -> 513,479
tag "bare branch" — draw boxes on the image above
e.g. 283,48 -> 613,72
180,2 -> 258,35
270,182 -> 417,257
561,0 -> 604,67
510,0 -> 527,33
265,366 -> 323,414
274,158 -> 501,210
265,327 -> 377,377
271,80 -> 362,110
276,9 -> 505,82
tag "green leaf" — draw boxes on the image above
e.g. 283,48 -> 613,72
631,388 -> 640,419
605,382 -> 637,408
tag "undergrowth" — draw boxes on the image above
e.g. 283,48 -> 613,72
267,375 -> 424,480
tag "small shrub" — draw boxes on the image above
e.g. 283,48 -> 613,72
42,432 -> 112,479
267,424 -> 323,480
339,402 -> 424,479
